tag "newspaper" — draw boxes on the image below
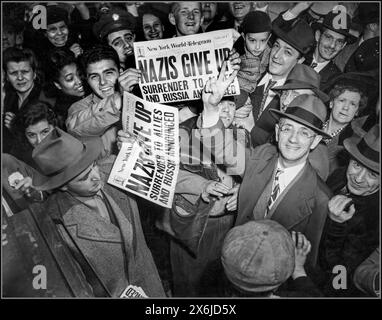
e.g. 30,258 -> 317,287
134,29 -> 240,103
108,92 -> 179,208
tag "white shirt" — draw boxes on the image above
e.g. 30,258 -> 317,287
311,55 -> 330,73
257,73 -> 287,110
271,160 -> 306,206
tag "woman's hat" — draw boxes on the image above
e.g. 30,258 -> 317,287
343,124 -> 379,173
312,11 -> 357,44
272,64 -> 329,102
46,5 -> 69,27
32,128 -> 102,191
270,94 -> 331,138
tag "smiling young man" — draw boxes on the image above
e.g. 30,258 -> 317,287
93,8 -> 137,71
30,128 -> 165,297
247,15 -> 315,148
169,2 -> 203,36
66,45 -> 141,156
319,125 -> 380,296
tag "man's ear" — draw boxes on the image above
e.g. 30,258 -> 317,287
310,134 -> 322,150
53,81 -> 62,90
297,55 -> 305,64
168,12 -> 176,26
329,101 -> 333,109
315,29 -> 321,43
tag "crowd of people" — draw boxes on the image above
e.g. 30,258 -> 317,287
2,2 -> 380,298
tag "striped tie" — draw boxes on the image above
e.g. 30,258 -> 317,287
265,169 -> 283,217
257,80 -> 277,120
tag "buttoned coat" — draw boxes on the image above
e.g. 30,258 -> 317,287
45,156 -> 165,297
236,144 -> 332,267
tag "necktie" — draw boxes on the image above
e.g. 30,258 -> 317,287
310,62 -> 318,69
257,80 -> 277,120
265,169 -> 283,217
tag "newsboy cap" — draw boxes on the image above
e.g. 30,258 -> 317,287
222,220 -> 295,293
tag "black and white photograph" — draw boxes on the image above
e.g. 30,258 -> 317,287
1,1 -> 380,304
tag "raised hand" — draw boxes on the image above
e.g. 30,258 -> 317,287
202,60 -> 238,112
69,43 -> 83,58
118,68 -> 142,93
328,195 -> 356,223
291,231 -> 312,279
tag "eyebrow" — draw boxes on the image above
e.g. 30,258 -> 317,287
88,68 -> 117,77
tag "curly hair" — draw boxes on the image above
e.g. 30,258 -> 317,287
12,101 -> 57,144
329,84 -> 368,113
47,48 -> 78,83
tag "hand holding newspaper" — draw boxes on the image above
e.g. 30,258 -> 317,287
108,92 -> 179,208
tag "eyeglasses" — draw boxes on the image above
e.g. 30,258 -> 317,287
321,32 -> 346,48
279,124 -> 316,140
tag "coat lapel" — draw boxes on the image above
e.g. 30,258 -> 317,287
270,165 -> 317,230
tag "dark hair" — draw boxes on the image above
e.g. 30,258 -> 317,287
329,84 -> 368,113
2,47 -> 38,73
47,48 -> 78,83
80,44 -> 120,74
12,101 -> 57,143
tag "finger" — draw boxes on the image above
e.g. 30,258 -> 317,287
208,190 -> 224,197
297,232 -> 303,248
201,194 -> 210,203
291,231 -> 296,244
346,204 -> 356,216
218,60 -> 228,81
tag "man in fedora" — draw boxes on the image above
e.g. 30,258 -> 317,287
93,8 -> 137,71
31,128 -> 165,297
318,125 -> 380,296
197,71 -> 332,268
242,13 -> 315,147
279,4 -> 356,89
251,63 -> 329,147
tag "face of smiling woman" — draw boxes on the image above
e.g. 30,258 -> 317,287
46,21 -> 69,47
55,63 -> 84,97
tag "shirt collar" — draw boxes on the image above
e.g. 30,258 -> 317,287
258,72 -> 287,88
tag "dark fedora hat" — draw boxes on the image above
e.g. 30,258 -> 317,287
343,124 -> 379,173
272,17 -> 315,55
270,94 -> 331,138
272,64 -> 329,103
32,128 -> 102,191
312,11 -> 357,44
93,8 -> 137,41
